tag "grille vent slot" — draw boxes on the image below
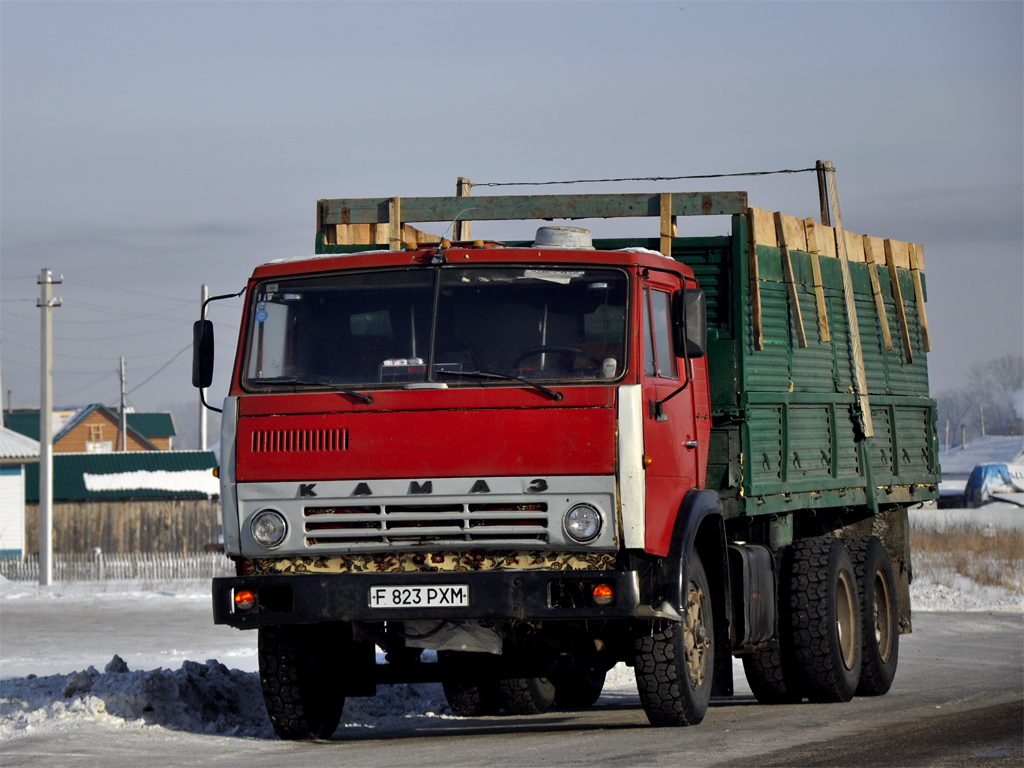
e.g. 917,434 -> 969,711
302,502 -> 549,548
251,428 -> 348,453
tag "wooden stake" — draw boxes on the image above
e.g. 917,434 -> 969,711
660,193 -> 674,258
388,197 -> 402,251
824,161 -> 873,437
910,243 -> 932,352
816,160 -> 831,226
746,207 -> 764,351
775,211 -> 807,347
454,177 -> 472,242
885,239 -> 913,364
862,235 -> 893,351
803,218 -> 831,343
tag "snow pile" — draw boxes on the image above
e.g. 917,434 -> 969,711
911,577 -> 1024,613
1,656 -> 271,740
1,654 -> 458,741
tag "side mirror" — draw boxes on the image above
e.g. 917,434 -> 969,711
672,288 -> 707,358
192,320 -> 215,388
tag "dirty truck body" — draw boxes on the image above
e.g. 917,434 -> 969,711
199,189 -> 939,738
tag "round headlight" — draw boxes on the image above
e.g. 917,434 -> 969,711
564,503 -> 602,543
251,509 -> 287,548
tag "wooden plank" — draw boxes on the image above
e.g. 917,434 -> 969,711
453,177 -> 472,242
749,207 -> 778,247
803,218 -> 831,343
320,191 -> 749,227
825,161 -> 873,437
388,197 -> 402,251
844,230 -> 866,262
885,238 -> 913,364
779,213 -> 808,252
862,235 -> 894,351
807,221 -> 837,258
909,242 -> 932,352
660,193 -> 673,257
774,211 -> 807,348
746,208 -> 764,351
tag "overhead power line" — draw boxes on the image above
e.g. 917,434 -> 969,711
472,167 -> 821,188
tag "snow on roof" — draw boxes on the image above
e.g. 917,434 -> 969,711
82,470 -> 220,497
0,426 -> 40,462
938,434 -> 1024,476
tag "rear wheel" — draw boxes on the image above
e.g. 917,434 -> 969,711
440,652 -> 501,717
552,669 -> 607,709
848,535 -> 899,695
742,645 -> 802,704
634,552 -> 714,726
495,677 -> 556,715
258,624 -> 345,740
783,537 -> 862,703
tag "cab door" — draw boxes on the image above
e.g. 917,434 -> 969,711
640,275 -> 700,556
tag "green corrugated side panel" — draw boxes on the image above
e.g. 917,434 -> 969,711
729,230 -> 937,517
126,412 -> 176,438
24,451 -> 217,502
3,413 -> 39,441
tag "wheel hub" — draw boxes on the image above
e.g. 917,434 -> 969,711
684,585 -> 711,685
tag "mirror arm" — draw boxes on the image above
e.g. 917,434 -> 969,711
653,277 -> 694,419
196,287 -> 246,413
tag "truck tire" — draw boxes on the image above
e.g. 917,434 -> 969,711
783,536 -> 862,703
440,652 -> 500,717
495,677 -> 556,715
741,645 -> 802,704
552,669 -> 607,709
258,624 -> 345,740
847,535 -> 899,696
634,552 -> 714,726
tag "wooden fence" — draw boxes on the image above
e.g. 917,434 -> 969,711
24,498 -> 221,554
0,552 -> 234,582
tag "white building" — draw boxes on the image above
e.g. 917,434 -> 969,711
1,425 -> 40,557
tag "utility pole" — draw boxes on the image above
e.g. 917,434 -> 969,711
199,284 -> 209,451
38,268 -> 62,586
980,404 -> 985,437
119,356 -> 128,451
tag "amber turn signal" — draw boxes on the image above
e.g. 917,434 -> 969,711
592,583 -> 614,606
234,589 -> 256,611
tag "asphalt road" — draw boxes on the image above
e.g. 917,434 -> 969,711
2,610 -> 1022,768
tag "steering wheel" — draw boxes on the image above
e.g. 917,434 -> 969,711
511,345 -> 603,370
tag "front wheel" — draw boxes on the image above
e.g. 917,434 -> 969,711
634,552 -> 714,726
258,624 -> 345,740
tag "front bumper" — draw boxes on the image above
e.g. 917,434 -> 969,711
212,569 -> 646,628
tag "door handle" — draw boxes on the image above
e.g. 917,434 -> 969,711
684,440 -> 698,449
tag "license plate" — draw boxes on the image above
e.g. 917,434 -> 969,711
368,585 -> 469,608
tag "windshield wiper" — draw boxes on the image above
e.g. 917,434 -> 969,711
435,369 -> 563,402
255,376 -> 373,404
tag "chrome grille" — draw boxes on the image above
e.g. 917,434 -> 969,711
303,502 -> 548,548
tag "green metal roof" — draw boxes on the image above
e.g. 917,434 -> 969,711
24,451 -> 217,502
4,412 -> 40,441
4,407 -> 174,444
126,412 -> 176,438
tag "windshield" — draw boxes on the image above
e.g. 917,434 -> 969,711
243,265 -> 628,389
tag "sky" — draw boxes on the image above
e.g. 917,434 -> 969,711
2,1 -> 1022,448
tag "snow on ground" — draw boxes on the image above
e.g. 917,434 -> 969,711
2,512 -> 1021,743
